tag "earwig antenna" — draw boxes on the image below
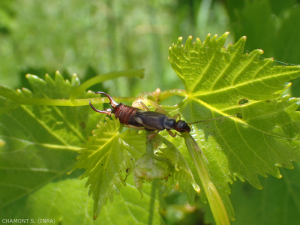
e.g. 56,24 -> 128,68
188,114 -> 237,125
95,91 -> 119,108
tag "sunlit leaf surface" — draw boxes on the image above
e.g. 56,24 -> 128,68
168,33 -> 300,217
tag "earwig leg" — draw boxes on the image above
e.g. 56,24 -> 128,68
147,130 -> 160,142
138,101 -> 150,111
153,104 -> 168,114
167,130 -> 182,138
167,130 -> 176,137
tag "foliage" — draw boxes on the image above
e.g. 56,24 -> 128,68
0,70 -> 163,224
1,1 -> 300,224
1,32 -> 300,225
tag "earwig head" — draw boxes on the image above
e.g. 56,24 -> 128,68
175,120 -> 191,133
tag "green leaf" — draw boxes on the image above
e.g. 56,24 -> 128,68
0,73 -> 87,208
168,33 -> 300,221
72,115 -> 146,218
0,71 -> 161,224
2,32 -> 300,225
154,132 -> 201,205
1,175 -> 162,225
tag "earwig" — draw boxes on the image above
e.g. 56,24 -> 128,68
89,92 -> 192,134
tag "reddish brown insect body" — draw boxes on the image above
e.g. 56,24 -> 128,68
89,92 -> 237,133
89,92 -> 191,132
112,103 -> 142,128
89,92 -> 147,129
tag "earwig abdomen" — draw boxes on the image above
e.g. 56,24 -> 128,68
113,103 -> 143,127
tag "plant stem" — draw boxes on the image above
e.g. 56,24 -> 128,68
159,89 -> 187,101
70,69 -> 144,105
148,179 -> 157,225
1,69 -> 144,107
146,131 -> 156,225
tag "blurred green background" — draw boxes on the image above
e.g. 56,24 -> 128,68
1,0 -> 300,224
1,0 -> 300,97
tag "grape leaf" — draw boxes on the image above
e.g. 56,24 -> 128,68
72,115 -> 146,218
1,175 -> 161,225
0,71 -> 160,224
2,32 -> 300,224
168,33 -> 300,218
0,73 -> 87,209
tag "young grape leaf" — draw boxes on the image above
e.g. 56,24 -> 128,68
168,33 -> 300,218
0,73 -> 88,209
153,131 -> 201,205
1,172 -> 161,225
0,71 -> 160,223
71,115 -> 146,218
